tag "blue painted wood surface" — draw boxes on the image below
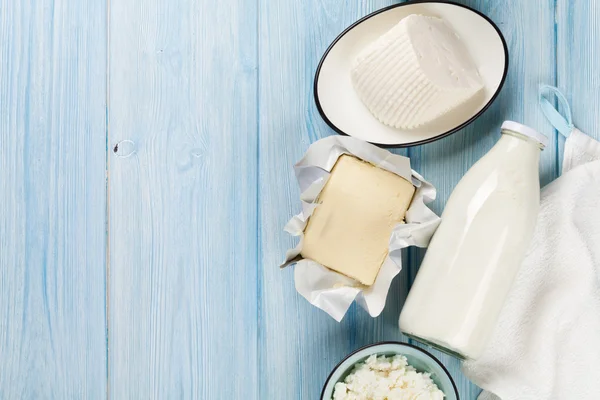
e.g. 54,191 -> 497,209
2,0 -> 600,398
0,0 -> 107,398
107,0 -> 258,398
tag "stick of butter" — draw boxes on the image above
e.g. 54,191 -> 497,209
301,155 -> 415,286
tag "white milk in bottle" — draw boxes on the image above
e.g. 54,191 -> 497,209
399,121 -> 547,360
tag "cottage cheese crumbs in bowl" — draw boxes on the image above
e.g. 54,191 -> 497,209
332,354 -> 444,400
321,342 -> 458,400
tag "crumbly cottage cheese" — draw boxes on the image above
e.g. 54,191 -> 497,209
332,354 -> 444,400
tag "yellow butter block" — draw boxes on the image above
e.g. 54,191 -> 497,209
301,155 -> 415,285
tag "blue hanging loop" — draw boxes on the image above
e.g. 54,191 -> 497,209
539,85 -> 574,137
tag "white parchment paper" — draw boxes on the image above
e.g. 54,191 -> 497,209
281,136 -> 440,321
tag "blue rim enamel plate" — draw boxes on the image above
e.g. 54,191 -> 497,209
321,341 -> 459,400
314,1 -> 508,147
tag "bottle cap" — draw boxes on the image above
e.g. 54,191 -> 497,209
501,121 -> 548,148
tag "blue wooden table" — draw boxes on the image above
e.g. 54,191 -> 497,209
1,0 -> 598,398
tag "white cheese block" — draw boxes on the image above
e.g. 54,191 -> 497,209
351,14 -> 484,130
301,155 -> 415,286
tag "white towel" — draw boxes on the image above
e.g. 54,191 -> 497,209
463,88 -> 600,400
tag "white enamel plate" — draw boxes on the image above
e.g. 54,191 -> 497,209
314,1 -> 508,147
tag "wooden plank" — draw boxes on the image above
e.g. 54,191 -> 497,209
408,0 -> 558,397
557,0 -> 600,165
0,0 -> 107,398
258,1 -> 411,399
107,0 -> 258,398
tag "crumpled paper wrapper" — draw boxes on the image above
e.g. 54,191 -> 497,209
281,136 -> 441,321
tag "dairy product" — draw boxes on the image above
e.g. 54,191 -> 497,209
351,14 -> 483,129
400,122 -> 546,360
332,354 -> 445,400
301,155 -> 415,286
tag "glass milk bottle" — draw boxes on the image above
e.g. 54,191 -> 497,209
399,121 -> 547,360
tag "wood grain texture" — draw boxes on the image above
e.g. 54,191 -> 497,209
0,0 -> 107,398
4,0 -> 596,398
407,1 -> 558,398
258,1 -> 412,399
557,0 -> 600,159
107,0 -> 258,398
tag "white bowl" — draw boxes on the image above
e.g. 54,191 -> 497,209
314,1 -> 508,147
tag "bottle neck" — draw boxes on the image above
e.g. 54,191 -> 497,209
496,130 -> 542,168
501,129 -> 545,150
